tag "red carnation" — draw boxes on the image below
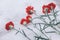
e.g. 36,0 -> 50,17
20,18 -> 30,25
26,6 -> 34,15
26,15 -> 32,24
20,16 -> 32,25
48,3 -> 56,10
5,21 -> 14,30
26,15 -> 32,21
42,5 -> 50,14
20,18 -> 27,25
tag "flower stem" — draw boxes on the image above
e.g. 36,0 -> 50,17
13,28 -> 31,40
39,24 -> 49,39
22,30 -> 31,40
26,26 -> 38,36
46,12 -> 51,21
50,25 -> 60,33
32,23 -> 49,39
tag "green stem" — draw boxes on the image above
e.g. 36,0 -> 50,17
39,24 -> 49,39
46,12 -> 51,21
35,36 -> 49,40
50,25 -> 60,33
32,23 -> 49,39
25,26 -> 38,36
22,30 -> 31,40
31,16 -> 47,24
13,28 -> 31,40
56,22 -> 60,25
52,10 -> 57,23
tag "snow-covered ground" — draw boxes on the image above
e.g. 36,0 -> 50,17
0,0 -> 60,40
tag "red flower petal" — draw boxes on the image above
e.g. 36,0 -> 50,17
5,21 -> 14,30
20,17 -> 32,25
20,18 -> 27,25
26,15 -> 32,20
26,19 -> 30,24
26,6 -> 33,11
26,15 -> 32,24
48,3 -> 56,9
26,6 -> 34,15
42,5 -> 50,13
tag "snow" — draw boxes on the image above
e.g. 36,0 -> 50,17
0,0 -> 60,40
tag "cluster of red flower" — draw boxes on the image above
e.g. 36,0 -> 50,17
26,6 -> 35,15
5,6 -> 34,31
5,2 -> 56,31
5,21 -> 14,30
42,3 -> 56,13
20,15 -> 32,25
20,6 -> 35,25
